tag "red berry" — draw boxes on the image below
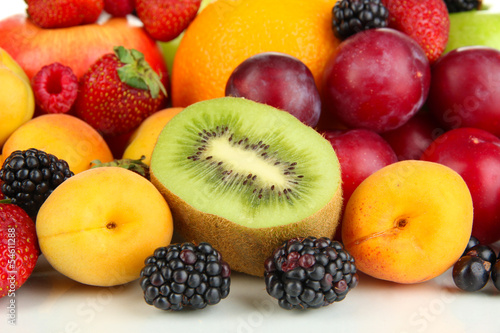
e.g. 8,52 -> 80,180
0,204 -> 39,298
104,0 -> 135,17
31,63 -> 78,115
381,0 -> 449,63
26,0 -> 104,29
75,46 -> 167,136
135,0 -> 202,42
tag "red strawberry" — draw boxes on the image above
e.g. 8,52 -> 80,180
0,203 -> 39,298
381,0 -> 450,63
74,46 -> 167,136
26,0 -> 104,29
104,0 -> 135,17
31,62 -> 79,115
81,0 -> 106,24
135,0 -> 202,42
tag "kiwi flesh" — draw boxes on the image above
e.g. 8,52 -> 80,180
150,97 -> 342,276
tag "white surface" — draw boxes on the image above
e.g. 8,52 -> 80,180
0,2 -> 500,333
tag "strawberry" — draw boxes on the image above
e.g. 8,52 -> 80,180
0,203 -> 39,298
74,46 -> 167,136
104,0 -> 136,17
135,0 -> 202,42
31,62 -> 79,115
26,0 -> 104,29
381,0 -> 450,63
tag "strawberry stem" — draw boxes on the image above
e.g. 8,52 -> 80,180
113,46 -> 167,99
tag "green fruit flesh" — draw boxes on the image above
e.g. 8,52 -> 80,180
150,97 -> 341,229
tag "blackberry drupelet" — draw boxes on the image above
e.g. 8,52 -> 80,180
0,148 -> 73,218
264,236 -> 358,310
140,242 -> 231,311
444,0 -> 482,13
332,0 -> 389,40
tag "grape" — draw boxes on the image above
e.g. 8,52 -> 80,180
466,244 -> 497,266
225,52 -> 321,127
492,260 -> 500,291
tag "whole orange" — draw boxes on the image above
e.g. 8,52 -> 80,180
171,0 -> 340,107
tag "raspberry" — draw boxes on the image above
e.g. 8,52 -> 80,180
31,62 -> 78,115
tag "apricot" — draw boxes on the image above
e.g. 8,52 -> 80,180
0,48 -> 34,146
36,167 -> 174,287
342,160 -> 473,284
122,107 -> 183,165
1,114 -> 113,174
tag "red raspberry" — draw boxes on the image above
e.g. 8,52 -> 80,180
104,0 -> 135,17
0,204 -> 39,298
31,62 -> 78,115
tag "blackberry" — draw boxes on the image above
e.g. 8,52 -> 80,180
140,242 -> 231,311
444,0 -> 482,13
264,236 -> 358,310
0,148 -> 73,218
332,0 -> 389,40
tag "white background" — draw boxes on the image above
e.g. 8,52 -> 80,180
0,1 -> 499,333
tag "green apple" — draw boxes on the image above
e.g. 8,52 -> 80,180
159,0 -> 214,74
445,0 -> 500,54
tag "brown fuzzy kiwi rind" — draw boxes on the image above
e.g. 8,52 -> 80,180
150,171 -> 343,276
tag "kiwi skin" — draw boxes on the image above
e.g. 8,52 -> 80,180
150,172 -> 343,277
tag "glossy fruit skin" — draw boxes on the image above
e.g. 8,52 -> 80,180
427,47 -> 500,137
322,28 -> 431,133
323,129 -> 397,206
452,255 -> 490,292
0,15 -> 168,84
381,111 -> 441,161
171,0 -> 341,107
466,244 -> 497,266
492,259 -> 500,291
381,0 -> 449,63
421,127 -> 500,245
225,52 -> 322,127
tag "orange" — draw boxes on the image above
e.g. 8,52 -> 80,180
171,0 -> 340,107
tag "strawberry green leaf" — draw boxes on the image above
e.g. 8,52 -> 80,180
113,46 -> 167,99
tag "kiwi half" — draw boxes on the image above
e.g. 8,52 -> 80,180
150,97 -> 342,276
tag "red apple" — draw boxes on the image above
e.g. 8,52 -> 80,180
421,127 -> 500,245
0,15 -> 168,84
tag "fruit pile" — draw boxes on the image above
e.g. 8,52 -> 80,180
0,0 -> 499,316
